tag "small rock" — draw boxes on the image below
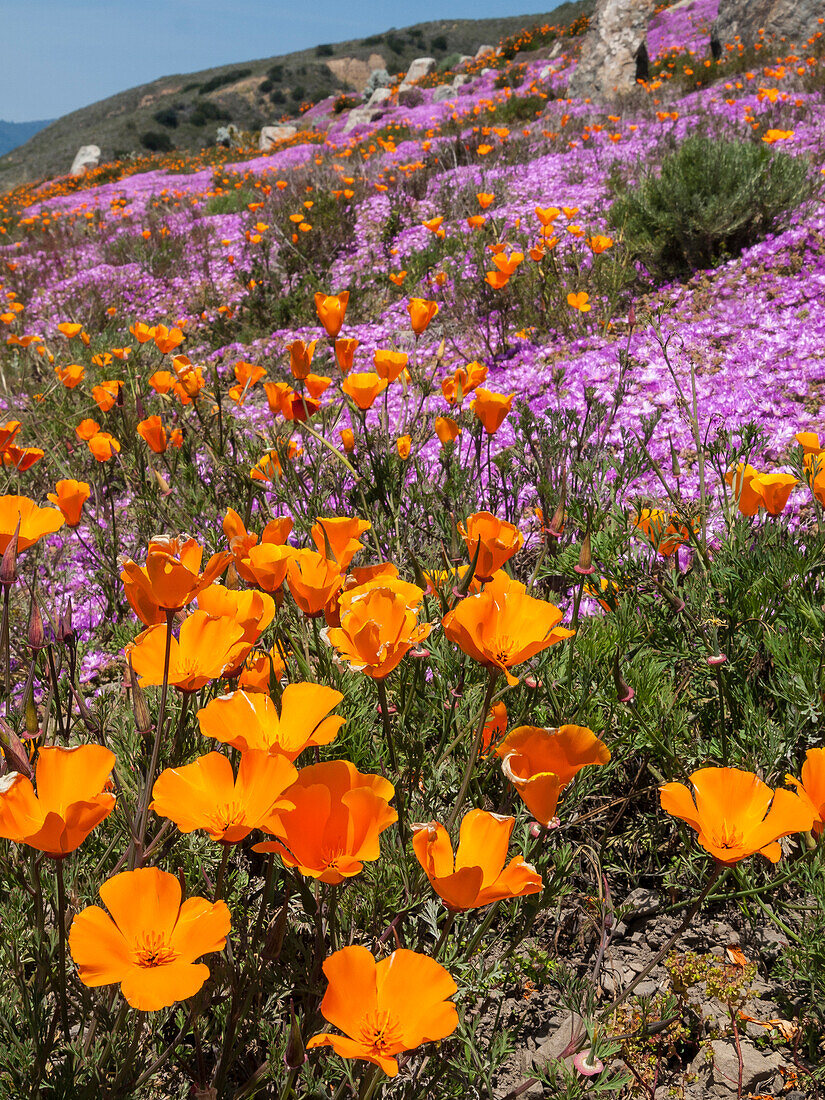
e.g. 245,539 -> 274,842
259,124 -> 297,151
432,85 -> 454,103
475,44 -> 495,58
341,108 -> 377,134
704,1039 -> 783,1093
452,73 -> 470,88
366,87 -> 392,107
70,145 -> 100,176
403,57 -> 436,83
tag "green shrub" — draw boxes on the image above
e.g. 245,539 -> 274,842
430,34 -> 448,51
316,43 -> 334,56
267,64 -> 284,82
609,133 -> 814,281
152,107 -> 178,129
493,93 -> 545,123
190,100 -> 231,126
199,68 -> 251,94
269,89 -> 286,105
290,85 -> 305,102
139,130 -> 173,152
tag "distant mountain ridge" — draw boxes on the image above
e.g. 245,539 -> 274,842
0,119 -> 55,157
0,2 -> 590,192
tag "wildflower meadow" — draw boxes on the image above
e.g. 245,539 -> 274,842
1,1 -> 825,1096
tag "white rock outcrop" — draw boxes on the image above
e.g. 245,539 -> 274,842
70,145 -> 100,176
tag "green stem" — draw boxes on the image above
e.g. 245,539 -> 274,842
54,858 -> 71,1046
446,670 -> 498,832
433,911 -> 456,960
214,844 -> 230,902
376,678 -> 407,846
131,609 -> 174,868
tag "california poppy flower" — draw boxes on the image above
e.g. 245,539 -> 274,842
408,297 -> 439,335
151,750 -> 297,842
471,389 -> 515,435
0,744 -> 115,856
238,645 -> 286,692
307,945 -> 458,1076
477,192 -> 495,209
55,363 -> 85,388
786,748 -> 825,836
75,419 -> 100,442
137,415 -> 171,454
288,339 -> 316,380
198,682 -> 344,761
69,867 -> 230,1011
480,701 -> 507,755
334,337 -> 359,374
342,372 -> 388,411
661,768 -> 815,864
121,537 -> 231,623
340,428 -> 355,453
253,759 -> 397,883
311,516 -> 371,570
485,270 -> 511,289
412,809 -> 541,911
0,495 -> 64,556
567,291 -> 591,312
751,472 -> 797,515
287,550 -> 342,617
244,541 -> 295,592
322,585 -> 432,679
57,322 -> 83,338
222,508 -> 293,585
228,360 -> 266,404
434,416 -> 460,445
396,435 -> 411,459
92,380 -> 123,413
443,572 -> 573,686
153,324 -> 185,355
197,584 -> 275,675
373,349 -> 409,382
0,422 -> 22,451
315,292 -> 349,338
459,511 -> 523,582
725,464 -> 762,516
87,432 -> 121,462
128,611 -> 244,693
634,508 -> 699,556
496,724 -> 610,824
47,480 -> 90,528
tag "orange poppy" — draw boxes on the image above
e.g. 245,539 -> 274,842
442,571 -> 573,686
315,292 -> 349,338
535,206 -> 560,226
567,291 -> 591,312
87,432 -> 121,462
57,322 -> 83,338
287,549 -> 342,617
334,337 -> 359,374
244,541 -> 295,592
396,435 -> 411,459
388,271 -> 407,286
751,472 -> 797,515
408,297 -> 439,335
75,418 -> 99,441
55,363 -> 84,388
253,759 -> 396,883
342,372 -> 388,410
725,464 -> 762,516
492,251 -> 523,276
441,361 -> 487,406
496,724 -> 610,824
373,349 -> 409,382
198,682 -> 344,761
128,610 -> 244,693
288,339 -> 316,380
0,495 -> 64,555
2,445 -> 44,472
228,361 -> 266,403
92,380 -> 123,413
471,388 -> 515,435
121,536 -> 231,624
634,509 -> 699,556
137,415 -> 171,454
69,866 -> 230,1010
151,750 -> 297,842
0,744 -> 115,856
197,584 -> 275,675
222,508 -> 293,585
458,511 -> 523,582
311,516 -> 371,570
587,235 -> 613,254
467,215 -> 486,230
340,428 -> 355,453
660,767 -> 815,864
322,584 -> 432,679
238,645 -> 286,692
412,809 -> 542,911
485,271 -> 510,289
434,416 -> 460,445
153,324 -> 185,355
476,192 -> 495,208
0,422 -> 21,451
307,945 -> 458,1076
47,480 -> 90,527
148,370 -> 175,395
786,748 -> 825,836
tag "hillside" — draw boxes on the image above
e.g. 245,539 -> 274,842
0,2 -> 590,191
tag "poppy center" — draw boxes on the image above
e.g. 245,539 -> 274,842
492,634 -> 515,665
359,1009 -> 403,1052
321,839 -> 348,871
711,821 -> 745,851
134,931 -> 178,968
211,801 -> 245,833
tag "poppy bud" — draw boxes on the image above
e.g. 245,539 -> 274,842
548,483 -> 566,540
628,302 -> 636,328
613,650 -> 634,703
24,683 -> 38,739
128,658 -> 153,736
58,599 -> 75,646
28,601 -> 45,650
0,716 -> 33,778
135,391 -> 147,421
0,518 -> 20,588
574,531 -> 595,575
284,1003 -> 306,1069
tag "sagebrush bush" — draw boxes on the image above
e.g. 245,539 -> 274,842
608,133 -> 814,281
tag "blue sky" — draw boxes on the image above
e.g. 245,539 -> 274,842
3,0 -> 561,121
